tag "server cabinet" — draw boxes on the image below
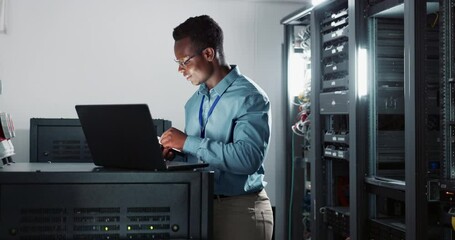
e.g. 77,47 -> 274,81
439,0 -> 455,239
311,1 -> 369,239
282,0 -> 369,239
0,163 -> 213,240
367,5 -> 407,239
281,5 -> 313,240
311,2 -> 352,238
283,0 -> 448,239
366,0 -> 443,239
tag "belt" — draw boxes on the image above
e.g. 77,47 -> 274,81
213,189 -> 263,199
213,194 -> 230,199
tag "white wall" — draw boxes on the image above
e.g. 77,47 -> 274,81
0,0 -> 304,238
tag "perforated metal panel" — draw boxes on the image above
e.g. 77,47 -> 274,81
30,119 -> 92,163
0,163 -> 213,240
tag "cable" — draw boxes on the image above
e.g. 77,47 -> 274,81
431,12 -> 439,28
288,132 -> 295,240
289,86 -> 311,240
292,101 -> 311,141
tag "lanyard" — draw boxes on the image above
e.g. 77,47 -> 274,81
199,95 -> 221,138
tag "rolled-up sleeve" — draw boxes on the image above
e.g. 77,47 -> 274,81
183,93 -> 270,175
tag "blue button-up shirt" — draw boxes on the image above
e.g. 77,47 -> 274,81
182,65 -> 271,196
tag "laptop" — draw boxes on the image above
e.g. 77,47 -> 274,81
75,104 -> 208,171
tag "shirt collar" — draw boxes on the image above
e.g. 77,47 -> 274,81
198,65 -> 240,96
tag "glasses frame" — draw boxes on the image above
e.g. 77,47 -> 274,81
174,48 -> 205,68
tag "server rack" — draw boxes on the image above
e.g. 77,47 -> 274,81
283,0 -> 448,239
366,0 -> 443,239
312,1 -> 351,239
439,0 -> 455,239
311,0 -> 368,239
366,4 -> 407,239
282,0 -> 368,239
281,5 -> 313,240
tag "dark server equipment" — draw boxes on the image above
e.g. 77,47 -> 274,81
328,161 -> 350,207
322,207 -> 350,239
376,131 -> 404,178
321,6 -> 349,94
421,14 -> 441,180
376,89 -> 405,114
29,118 -> 171,163
319,90 -> 350,114
368,218 -> 405,240
322,25 -> 349,43
322,57 -> 349,76
323,145 -> 350,160
29,118 -> 91,163
370,17 -> 406,182
322,74 -> 349,91
320,8 -> 348,33
322,41 -> 349,59
324,131 -> 349,145
0,163 -> 213,240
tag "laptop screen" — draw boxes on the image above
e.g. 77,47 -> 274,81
75,104 -> 167,170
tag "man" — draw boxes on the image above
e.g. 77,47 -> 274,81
159,15 -> 273,240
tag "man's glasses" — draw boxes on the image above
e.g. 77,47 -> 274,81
174,49 -> 204,68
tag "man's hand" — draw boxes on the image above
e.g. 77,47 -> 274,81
162,147 -> 175,160
160,127 -> 187,152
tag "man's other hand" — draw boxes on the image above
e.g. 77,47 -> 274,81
160,127 -> 187,152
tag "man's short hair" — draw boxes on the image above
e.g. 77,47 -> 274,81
173,15 -> 225,60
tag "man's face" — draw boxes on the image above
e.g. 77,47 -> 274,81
174,37 -> 212,86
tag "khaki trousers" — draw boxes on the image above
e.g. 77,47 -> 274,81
213,189 -> 274,240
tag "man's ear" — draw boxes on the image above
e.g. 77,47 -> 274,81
202,48 -> 216,62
